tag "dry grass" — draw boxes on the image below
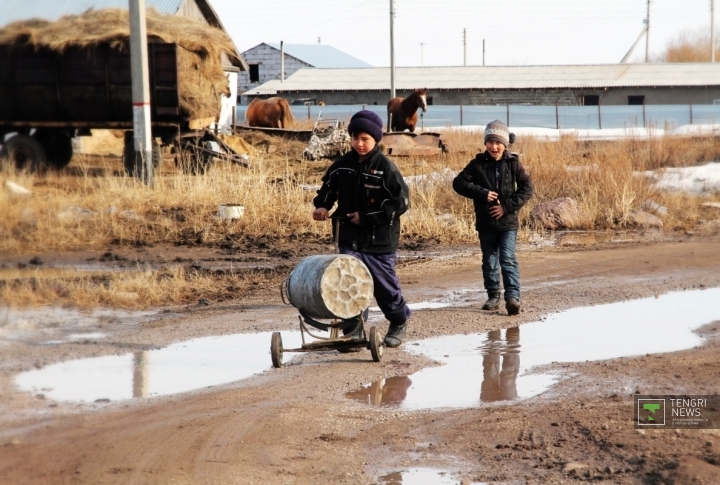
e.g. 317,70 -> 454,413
0,265 -> 282,310
2,130 -> 720,309
2,131 -> 719,254
0,8 -> 237,120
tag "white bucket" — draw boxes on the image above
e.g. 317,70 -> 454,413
218,204 -> 245,220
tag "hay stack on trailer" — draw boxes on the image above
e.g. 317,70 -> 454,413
0,8 -> 239,123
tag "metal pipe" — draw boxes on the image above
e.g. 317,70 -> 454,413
712,0 -> 716,62
280,40 -> 284,82
389,0 -> 396,99
463,28 -> 467,66
645,0 -> 651,62
129,0 -> 153,186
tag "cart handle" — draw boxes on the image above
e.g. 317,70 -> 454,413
280,277 -> 291,305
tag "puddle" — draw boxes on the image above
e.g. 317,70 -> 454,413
348,288 -> 720,411
378,468 -> 483,485
15,331 -> 303,403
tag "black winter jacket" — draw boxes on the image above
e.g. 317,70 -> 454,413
452,150 -> 534,232
313,147 -> 409,254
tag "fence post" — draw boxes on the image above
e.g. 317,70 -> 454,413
460,103 -> 463,126
307,104 -> 311,120
232,106 -> 236,131
597,101 -> 602,130
690,103 -> 693,124
642,100 -> 646,127
506,103 -> 510,126
555,101 -> 559,129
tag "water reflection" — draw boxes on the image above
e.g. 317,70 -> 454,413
345,376 -> 412,407
15,331 -> 303,402
480,327 -> 519,403
347,287 -> 720,411
132,351 -> 149,399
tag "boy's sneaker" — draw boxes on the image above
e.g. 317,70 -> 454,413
383,321 -> 407,348
482,293 -> 501,311
506,298 -> 520,316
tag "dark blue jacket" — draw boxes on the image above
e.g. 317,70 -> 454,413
453,150 -> 534,232
314,147 -> 409,253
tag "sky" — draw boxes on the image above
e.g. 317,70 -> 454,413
209,0 -> 717,67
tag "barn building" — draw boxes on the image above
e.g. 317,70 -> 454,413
0,0 -> 248,131
238,43 -> 372,103
243,64 -> 720,106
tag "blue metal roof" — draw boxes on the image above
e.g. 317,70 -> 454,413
267,43 -> 372,69
0,0 -> 184,27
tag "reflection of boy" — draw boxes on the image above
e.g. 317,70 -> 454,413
452,120 -> 534,315
312,111 -> 411,347
480,327 -> 520,402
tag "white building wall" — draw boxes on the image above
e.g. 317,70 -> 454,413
214,70 -> 238,133
238,44 -> 312,103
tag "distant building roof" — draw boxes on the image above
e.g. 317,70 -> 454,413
0,0 -> 247,70
266,43 -> 372,69
244,64 -> 720,95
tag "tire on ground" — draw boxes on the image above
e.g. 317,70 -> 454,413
0,134 -> 47,172
34,129 -> 73,170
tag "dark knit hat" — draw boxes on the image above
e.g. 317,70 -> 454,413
484,119 -> 515,147
347,110 -> 383,143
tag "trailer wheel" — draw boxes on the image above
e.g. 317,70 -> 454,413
271,332 -> 283,368
34,129 -> 73,170
152,141 -> 163,170
175,141 -> 213,175
0,134 -> 46,172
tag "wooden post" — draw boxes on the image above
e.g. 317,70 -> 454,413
555,101 -> 559,129
460,103 -> 463,126
506,103 -> 510,127
690,103 -> 693,124
598,100 -> 602,130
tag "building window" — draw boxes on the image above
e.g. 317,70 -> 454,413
628,95 -> 645,105
426,96 -> 434,106
249,64 -> 259,83
582,95 -> 599,106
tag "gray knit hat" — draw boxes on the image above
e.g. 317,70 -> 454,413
484,119 -> 514,147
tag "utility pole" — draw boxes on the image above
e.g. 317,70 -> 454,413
280,40 -> 284,82
389,0 -> 396,99
129,0 -> 152,186
463,28 -> 467,66
420,42 -> 425,66
645,0 -> 651,62
712,0 -> 716,62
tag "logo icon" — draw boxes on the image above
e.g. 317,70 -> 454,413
638,399 -> 665,426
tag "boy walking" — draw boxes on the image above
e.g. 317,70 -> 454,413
452,120 -> 534,315
312,110 -> 411,347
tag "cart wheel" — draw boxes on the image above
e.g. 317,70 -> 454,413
369,326 -> 383,363
271,332 -> 283,368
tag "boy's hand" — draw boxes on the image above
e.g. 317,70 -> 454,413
489,204 -> 505,219
486,191 -> 499,203
347,212 -> 360,225
312,208 -> 328,221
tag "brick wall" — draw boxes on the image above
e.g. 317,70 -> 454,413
238,44 -> 312,96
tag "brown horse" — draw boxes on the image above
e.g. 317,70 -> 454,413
245,97 -> 295,129
387,88 -> 428,132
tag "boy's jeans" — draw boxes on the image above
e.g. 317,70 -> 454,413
478,230 -> 520,301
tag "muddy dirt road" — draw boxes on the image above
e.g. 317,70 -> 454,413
2,236 -> 720,484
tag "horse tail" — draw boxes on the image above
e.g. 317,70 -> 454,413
279,98 -> 294,129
